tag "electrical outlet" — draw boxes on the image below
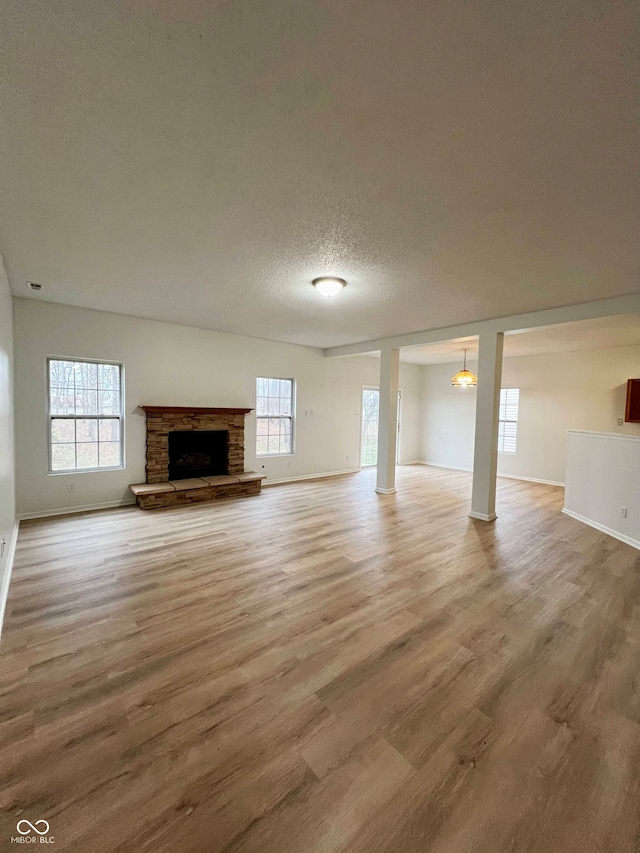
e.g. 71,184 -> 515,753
68,484 -> 74,492
617,418 -> 624,426
0,538 -> 5,558
346,455 -> 350,462
287,460 -> 292,468
621,506 -> 627,518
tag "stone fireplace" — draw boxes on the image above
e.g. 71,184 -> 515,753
130,406 -> 264,509
142,406 -> 248,483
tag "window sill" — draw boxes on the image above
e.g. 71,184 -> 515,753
256,452 -> 295,459
48,466 -> 125,475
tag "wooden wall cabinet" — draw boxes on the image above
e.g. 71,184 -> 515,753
625,378 -> 640,423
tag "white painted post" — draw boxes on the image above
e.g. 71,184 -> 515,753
376,347 -> 400,494
470,331 -> 504,521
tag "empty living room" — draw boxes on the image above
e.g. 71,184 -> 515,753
1,1 -> 640,850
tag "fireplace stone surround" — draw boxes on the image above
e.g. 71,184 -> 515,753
129,406 -> 264,509
142,405 -> 249,483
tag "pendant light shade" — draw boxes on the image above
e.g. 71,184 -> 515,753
451,349 -> 477,388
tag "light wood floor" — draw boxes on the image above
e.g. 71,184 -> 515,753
2,466 -> 640,852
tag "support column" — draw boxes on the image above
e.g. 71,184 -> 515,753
375,347 -> 400,494
470,331 -> 504,521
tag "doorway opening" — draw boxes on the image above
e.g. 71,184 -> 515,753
360,387 -> 401,467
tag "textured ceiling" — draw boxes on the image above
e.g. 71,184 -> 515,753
396,314 -> 640,364
0,0 -> 638,348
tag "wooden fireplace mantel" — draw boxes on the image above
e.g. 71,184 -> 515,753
139,406 -> 253,415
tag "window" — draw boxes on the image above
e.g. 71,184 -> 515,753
256,377 -> 294,455
48,358 -> 124,472
498,387 -> 519,453
361,388 -> 379,466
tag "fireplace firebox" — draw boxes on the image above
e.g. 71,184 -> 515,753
168,430 -> 228,480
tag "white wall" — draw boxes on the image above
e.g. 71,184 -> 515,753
419,346 -> 640,485
0,255 -> 16,632
564,431 -> 640,549
420,361 -> 478,472
13,299 -> 421,516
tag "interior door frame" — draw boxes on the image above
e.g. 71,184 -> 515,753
359,385 -> 402,469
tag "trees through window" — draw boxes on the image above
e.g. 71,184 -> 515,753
256,377 -> 294,455
48,358 -> 124,472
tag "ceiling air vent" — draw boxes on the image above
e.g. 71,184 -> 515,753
27,281 -> 44,292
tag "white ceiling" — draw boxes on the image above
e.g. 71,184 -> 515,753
0,0 -> 638,348
394,314 -> 640,365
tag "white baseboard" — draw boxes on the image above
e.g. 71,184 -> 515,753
375,487 -> 397,495
415,461 -> 563,487
262,468 -> 360,487
561,508 -> 640,551
469,511 -> 497,522
414,460 -> 473,473
497,472 -> 565,488
19,472 -> 363,515
0,520 -> 20,637
18,498 -> 136,521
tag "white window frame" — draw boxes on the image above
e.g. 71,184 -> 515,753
47,356 -> 125,474
256,376 -> 295,457
498,387 -> 519,454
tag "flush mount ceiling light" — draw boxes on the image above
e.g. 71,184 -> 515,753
451,348 -> 478,388
312,277 -> 347,297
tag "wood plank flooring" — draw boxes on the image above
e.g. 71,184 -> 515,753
1,465 -> 640,852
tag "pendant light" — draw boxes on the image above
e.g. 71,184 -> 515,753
451,349 -> 477,388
